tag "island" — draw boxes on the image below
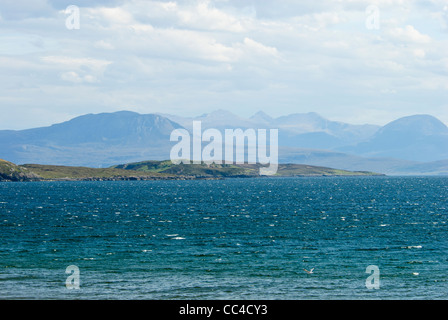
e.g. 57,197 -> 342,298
0,159 -> 384,182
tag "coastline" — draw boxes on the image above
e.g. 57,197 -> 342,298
0,159 -> 384,182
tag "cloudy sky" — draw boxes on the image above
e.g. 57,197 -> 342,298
1,0 -> 447,129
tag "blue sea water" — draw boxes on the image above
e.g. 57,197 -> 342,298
0,176 -> 448,300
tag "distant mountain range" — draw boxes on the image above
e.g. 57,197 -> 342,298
159,109 -> 380,149
0,110 -> 447,175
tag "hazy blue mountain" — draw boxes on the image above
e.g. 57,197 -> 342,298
161,110 -> 381,149
159,109 -> 257,131
273,112 -> 330,134
391,159 -> 448,175
279,131 -> 342,149
249,110 -> 274,124
0,111 -> 182,166
340,115 -> 448,162
0,111 -> 181,146
273,112 -> 380,148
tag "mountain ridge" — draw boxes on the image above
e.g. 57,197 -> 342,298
339,114 -> 448,162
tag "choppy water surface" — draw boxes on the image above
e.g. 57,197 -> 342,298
1,176 -> 447,299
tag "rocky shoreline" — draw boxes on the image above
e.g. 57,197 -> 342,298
34,175 -> 225,182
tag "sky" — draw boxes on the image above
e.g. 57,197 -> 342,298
0,0 -> 447,130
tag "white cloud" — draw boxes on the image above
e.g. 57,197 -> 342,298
40,56 -> 111,85
60,71 -> 97,83
0,0 -> 53,20
129,27 -> 241,62
388,25 -> 432,43
177,0 -> 246,32
88,6 -> 134,25
94,40 -> 115,50
303,11 -> 345,30
41,56 -> 112,72
240,37 -> 279,58
413,48 -> 426,58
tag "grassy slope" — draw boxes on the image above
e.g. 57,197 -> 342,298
113,160 -> 382,177
274,163 -> 379,176
20,163 -> 172,180
113,160 -> 255,177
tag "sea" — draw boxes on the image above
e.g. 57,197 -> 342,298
1,176 -> 447,300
